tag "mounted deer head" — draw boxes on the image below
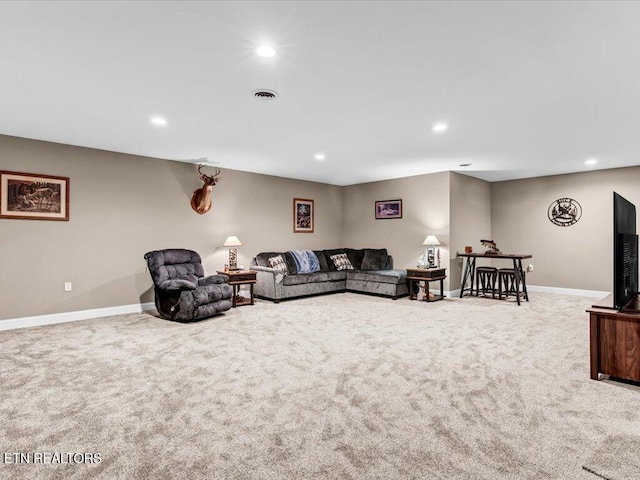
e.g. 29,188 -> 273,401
190,164 -> 221,215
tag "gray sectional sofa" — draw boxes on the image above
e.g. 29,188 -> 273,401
251,248 -> 408,302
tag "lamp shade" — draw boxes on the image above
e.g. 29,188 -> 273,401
223,235 -> 243,247
422,235 -> 441,246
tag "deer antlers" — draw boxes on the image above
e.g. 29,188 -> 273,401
197,164 -> 221,186
191,164 -> 222,215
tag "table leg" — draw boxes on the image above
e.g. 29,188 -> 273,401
518,259 -> 529,301
425,280 -> 430,301
512,259 -> 521,306
460,257 -> 476,297
459,258 -> 469,297
250,283 -> 254,305
459,259 -> 468,298
469,257 -> 476,296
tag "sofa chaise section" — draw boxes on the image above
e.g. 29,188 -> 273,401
346,269 -> 409,299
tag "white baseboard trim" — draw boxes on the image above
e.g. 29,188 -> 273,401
526,285 -> 610,298
0,302 -> 156,332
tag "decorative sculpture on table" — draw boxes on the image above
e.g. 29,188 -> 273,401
191,164 -> 221,215
481,239 -> 501,255
417,250 -> 427,268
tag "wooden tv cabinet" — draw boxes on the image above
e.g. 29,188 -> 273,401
587,294 -> 640,382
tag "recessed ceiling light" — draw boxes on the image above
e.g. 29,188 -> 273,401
150,116 -> 167,127
432,122 -> 448,133
585,158 -> 598,165
257,45 -> 275,57
314,153 -> 326,161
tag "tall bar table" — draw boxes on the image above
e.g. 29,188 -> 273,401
458,253 -> 532,305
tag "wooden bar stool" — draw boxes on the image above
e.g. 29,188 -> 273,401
498,268 -> 528,300
476,266 -> 498,298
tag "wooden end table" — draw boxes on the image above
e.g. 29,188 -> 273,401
406,268 -> 446,302
217,270 -> 257,307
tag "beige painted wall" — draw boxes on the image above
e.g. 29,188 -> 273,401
4,133 -> 638,321
449,173 -> 492,290
0,135 -> 343,321
491,166 -> 640,292
342,171 -> 451,290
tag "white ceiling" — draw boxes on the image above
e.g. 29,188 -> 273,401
1,1 -> 639,186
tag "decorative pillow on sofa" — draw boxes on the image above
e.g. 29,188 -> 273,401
346,249 -> 366,270
330,253 -> 354,271
255,252 -> 283,267
361,248 -> 388,271
323,248 -> 347,271
314,251 -> 330,272
268,255 -> 289,275
283,252 -> 298,275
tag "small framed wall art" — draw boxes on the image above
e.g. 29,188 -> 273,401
293,198 -> 314,233
0,170 -> 70,221
375,199 -> 402,219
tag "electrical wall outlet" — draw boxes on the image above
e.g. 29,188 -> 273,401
64,282 -> 72,292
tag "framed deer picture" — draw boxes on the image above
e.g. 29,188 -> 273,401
0,171 -> 70,221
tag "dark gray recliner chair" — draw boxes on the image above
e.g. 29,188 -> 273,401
144,249 -> 233,322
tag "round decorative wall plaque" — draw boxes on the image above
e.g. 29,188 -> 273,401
548,198 -> 582,227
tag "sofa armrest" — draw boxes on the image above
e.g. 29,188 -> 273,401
251,265 -> 284,281
252,266 -> 285,300
159,279 -> 197,291
199,274 -> 229,286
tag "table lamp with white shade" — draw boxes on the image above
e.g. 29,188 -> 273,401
422,235 -> 441,269
223,235 -> 242,270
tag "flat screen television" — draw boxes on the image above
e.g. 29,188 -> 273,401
613,192 -> 638,309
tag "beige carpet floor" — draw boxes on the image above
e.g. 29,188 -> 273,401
1,292 -> 640,480
582,434 -> 640,480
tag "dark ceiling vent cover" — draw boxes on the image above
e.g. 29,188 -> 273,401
252,89 -> 278,100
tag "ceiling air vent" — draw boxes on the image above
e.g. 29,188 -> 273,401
251,89 -> 278,100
